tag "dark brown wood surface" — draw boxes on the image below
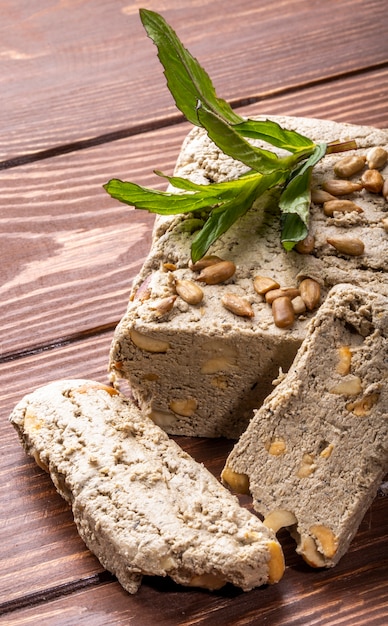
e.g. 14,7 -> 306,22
1,1 -> 387,624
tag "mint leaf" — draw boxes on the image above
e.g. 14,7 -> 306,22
234,118 -> 315,153
103,179 -> 221,215
279,143 -> 326,249
139,9 -> 241,127
196,103 -> 289,174
104,11 -> 358,261
191,170 -> 285,262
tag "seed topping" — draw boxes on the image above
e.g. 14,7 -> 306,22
221,293 -> 254,317
196,260 -> 236,285
327,236 -> 365,256
175,279 -> 204,305
361,169 -> 384,194
333,155 -> 366,178
322,179 -> 363,196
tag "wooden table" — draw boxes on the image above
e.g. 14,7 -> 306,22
1,1 -> 387,624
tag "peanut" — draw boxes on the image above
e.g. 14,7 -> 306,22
188,573 -> 226,590
267,540 -> 285,584
265,436 -> 287,456
175,279 -> 204,305
327,236 -> 365,256
221,467 -> 250,494
151,295 -> 177,317
23,409 -> 41,432
295,233 -> 315,254
72,383 -> 119,397
300,536 -> 326,568
291,295 -> 306,315
366,146 -> 388,170
311,188 -> 336,204
129,329 -> 170,353
299,278 -> 321,311
169,397 -> 198,417
190,255 -> 224,271
330,375 -> 362,396
221,293 -> 254,317
253,275 -> 280,295
272,296 -> 295,329
322,179 -> 363,195
382,216 -> 388,232
196,260 -> 236,285
346,393 -> 380,416
201,357 -> 236,374
297,453 -> 316,478
333,155 -> 366,178
323,199 -> 363,217
263,509 -> 297,532
148,408 -> 176,427
133,275 -> 152,301
361,168 -> 384,193
162,262 -> 177,272
310,525 -> 338,559
320,443 -> 334,459
336,346 -> 352,376
265,287 -> 300,304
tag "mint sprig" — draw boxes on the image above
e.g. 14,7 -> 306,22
279,143 -> 327,250
104,9 -> 356,262
138,8 -> 242,128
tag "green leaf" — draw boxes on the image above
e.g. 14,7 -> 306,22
104,171 -> 279,222
196,103 -> 287,174
234,118 -> 315,153
191,170 -> 286,262
139,9 -> 241,127
154,170 -> 211,192
279,143 -> 326,248
103,179 -> 221,215
104,10 -> 358,263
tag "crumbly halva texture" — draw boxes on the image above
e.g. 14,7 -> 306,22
110,116 -> 388,438
222,285 -> 388,568
9,379 -> 284,593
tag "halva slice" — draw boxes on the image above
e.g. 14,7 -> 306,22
222,284 -> 388,568
9,379 -> 284,593
109,116 -> 388,438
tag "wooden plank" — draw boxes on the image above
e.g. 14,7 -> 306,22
3,516 -> 388,626
1,0 -> 388,161
0,336 -> 112,606
0,120 -> 190,358
2,68 -> 388,358
1,337 -> 387,623
244,66 -> 388,130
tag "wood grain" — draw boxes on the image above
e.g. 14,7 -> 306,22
1,0 -> 387,161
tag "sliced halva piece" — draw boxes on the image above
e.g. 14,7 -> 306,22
9,379 -> 284,593
222,284 -> 388,568
110,116 -> 388,438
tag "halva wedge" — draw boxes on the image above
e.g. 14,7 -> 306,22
9,379 -> 284,593
109,116 -> 388,438
222,284 -> 388,567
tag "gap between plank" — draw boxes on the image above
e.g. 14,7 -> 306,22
0,323 -> 118,364
0,572 -> 115,617
1,61 -> 387,171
